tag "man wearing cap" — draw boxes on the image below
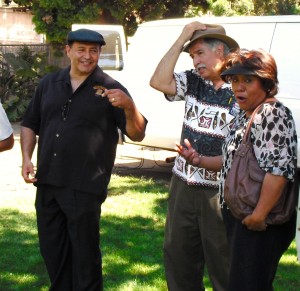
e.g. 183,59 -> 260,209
150,22 -> 239,291
0,102 -> 14,152
20,28 -> 147,290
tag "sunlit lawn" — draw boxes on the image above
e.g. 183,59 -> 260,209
0,174 -> 299,290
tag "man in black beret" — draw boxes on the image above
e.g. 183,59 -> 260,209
20,28 -> 147,290
67,28 -> 106,46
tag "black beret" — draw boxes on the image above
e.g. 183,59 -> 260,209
67,29 -> 106,46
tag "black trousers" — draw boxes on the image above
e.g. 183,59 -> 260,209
222,207 -> 296,291
35,185 -> 106,291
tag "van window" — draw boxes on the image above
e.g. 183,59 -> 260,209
98,30 -> 124,71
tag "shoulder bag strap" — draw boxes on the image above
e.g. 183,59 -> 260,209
243,97 -> 277,142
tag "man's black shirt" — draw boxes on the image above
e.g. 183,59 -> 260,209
22,66 -> 132,195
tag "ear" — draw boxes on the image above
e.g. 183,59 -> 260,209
65,45 -> 71,57
215,44 -> 225,58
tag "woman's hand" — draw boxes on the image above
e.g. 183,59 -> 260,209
242,214 -> 267,231
242,173 -> 288,231
175,138 -> 202,167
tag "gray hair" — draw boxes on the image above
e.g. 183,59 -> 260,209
203,38 -> 230,56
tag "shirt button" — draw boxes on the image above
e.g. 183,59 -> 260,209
56,133 -> 59,137
53,153 -> 57,157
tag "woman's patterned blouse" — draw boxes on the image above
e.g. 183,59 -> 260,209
219,101 -> 297,206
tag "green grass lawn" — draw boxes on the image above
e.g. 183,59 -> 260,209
0,173 -> 299,290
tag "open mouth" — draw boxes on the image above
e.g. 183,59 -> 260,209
236,96 -> 247,103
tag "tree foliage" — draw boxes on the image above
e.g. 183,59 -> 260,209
208,0 -> 300,16
252,0 -> 300,15
0,46 -> 59,121
13,0 -> 210,43
12,0 -> 300,45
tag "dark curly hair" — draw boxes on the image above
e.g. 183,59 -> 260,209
221,48 -> 279,97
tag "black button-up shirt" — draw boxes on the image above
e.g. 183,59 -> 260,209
22,66 -> 131,195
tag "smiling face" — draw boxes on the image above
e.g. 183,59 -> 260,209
231,75 -> 267,117
66,42 -> 101,77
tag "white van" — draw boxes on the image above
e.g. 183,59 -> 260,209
73,16 -> 300,168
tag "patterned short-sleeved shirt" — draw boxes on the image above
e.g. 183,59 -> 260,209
167,69 -> 239,187
219,101 -> 297,205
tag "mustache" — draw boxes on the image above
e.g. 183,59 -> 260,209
196,64 -> 206,70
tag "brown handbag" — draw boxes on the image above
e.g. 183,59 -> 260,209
224,100 -> 298,225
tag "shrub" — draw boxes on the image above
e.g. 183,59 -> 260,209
0,45 -> 59,122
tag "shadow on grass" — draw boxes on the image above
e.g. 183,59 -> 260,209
108,173 -> 170,220
103,174 -> 169,289
274,242 -> 300,291
0,172 -> 170,291
101,214 -> 167,290
0,207 -> 168,291
0,209 -> 49,291
1,170 -> 299,290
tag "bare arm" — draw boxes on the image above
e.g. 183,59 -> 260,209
20,126 -> 37,183
175,138 -> 223,171
242,173 -> 288,231
149,21 -> 206,95
123,103 -> 146,142
0,133 -> 14,152
103,89 -> 146,141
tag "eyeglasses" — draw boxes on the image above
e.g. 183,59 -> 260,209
61,98 -> 72,120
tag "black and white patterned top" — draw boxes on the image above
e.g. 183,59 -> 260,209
219,101 -> 298,206
166,69 -> 239,187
